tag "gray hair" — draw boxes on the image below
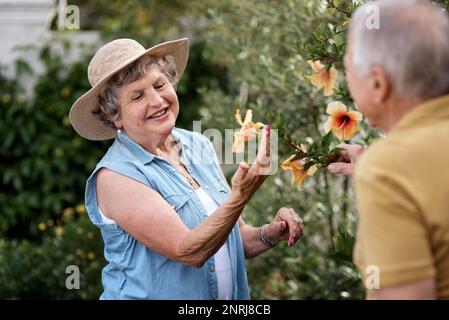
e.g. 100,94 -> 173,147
96,55 -> 178,129
350,0 -> 449,99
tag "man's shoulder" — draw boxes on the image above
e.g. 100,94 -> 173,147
357,138 -> 395,171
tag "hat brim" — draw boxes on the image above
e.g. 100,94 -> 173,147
69,38 -> 189,141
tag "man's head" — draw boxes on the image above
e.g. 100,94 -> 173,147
345,0 -> 449,131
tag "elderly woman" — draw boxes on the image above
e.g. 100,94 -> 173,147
69,38 -> 303,300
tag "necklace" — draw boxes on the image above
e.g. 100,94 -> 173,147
157,137 -> 196,185
180,171 -> 195,185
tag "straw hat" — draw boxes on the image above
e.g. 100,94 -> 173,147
69,38 -> 189,141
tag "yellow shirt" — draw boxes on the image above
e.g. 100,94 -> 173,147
354,94 -> 449,299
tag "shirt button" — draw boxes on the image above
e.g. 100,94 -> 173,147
205,186 -> 209,190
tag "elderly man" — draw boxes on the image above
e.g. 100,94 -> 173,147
327,0 -> 449,299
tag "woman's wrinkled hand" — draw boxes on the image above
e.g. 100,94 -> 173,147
263,207 -> 303,247
230,125 -> 271,202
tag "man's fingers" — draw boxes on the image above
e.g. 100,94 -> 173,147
327,162 -> 354,176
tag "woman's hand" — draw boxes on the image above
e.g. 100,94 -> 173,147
230,125 -> 271,203
263,208 -> 303,247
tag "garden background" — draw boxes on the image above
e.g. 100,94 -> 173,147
1,0 -> 448,299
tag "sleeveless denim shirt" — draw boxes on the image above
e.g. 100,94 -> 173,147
85,128 -> 250,299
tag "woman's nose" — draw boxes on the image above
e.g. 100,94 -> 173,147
145,87 -> 164,108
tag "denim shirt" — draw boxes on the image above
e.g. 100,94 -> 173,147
85,128 -> 250,300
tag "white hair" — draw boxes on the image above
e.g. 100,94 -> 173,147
349,0 -> 449,99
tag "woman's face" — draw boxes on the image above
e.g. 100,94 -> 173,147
113,66 -> 179,142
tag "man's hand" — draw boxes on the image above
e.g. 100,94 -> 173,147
263,208 -> 303,247
327,144 -> 365,176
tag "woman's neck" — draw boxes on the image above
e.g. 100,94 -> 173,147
123,129 -> 176,156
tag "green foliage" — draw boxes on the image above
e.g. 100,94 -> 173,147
0,9 -> 230,298
4,0 -> 447,300
0,209 -> 105,299
196,0 -> 364,299
0,41 -> 109,239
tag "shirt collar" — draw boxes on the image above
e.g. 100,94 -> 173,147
392,94 -> 449,133
116,128 -> 189,165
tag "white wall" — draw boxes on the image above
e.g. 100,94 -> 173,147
0,0 -> 99,95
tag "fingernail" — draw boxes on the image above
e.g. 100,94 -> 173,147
327,164 -> 335,170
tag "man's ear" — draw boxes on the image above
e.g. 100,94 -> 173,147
370,65 -> 391,104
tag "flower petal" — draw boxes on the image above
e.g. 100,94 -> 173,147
323,67 -> 337,96
307,60 -> 324,73
349,111 -> 363,121
305,74 -> 324,90
281,154 -> 296,170
307,164 -> 318,176
235,109 -> 243,126
232,131 -> 245,153
243,110 -> 253,125
323,118 -> 334,133
326,101 -> 348,115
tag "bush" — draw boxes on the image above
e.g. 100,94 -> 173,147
195,0 -> 364,299
0,205 -> 105,299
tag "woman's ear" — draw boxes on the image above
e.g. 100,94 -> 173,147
370,65 -> 392,104
113,119 -> 122,130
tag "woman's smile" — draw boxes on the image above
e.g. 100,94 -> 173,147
147,106 -> 170,121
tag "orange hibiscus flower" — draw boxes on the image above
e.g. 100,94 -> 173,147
281,154 -> 318,191
323,101 -> 363,141
305,60 -> 338,96
232,109 -> 264,153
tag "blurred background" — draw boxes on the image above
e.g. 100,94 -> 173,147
0,0 -> 389,299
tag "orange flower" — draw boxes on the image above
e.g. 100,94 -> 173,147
323,101 -> 363,141
305,60 -> 338,96
281,154 -> 318,191
232,109 -> 264,153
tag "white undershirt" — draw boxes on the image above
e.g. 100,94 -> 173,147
98,187 -> 233,300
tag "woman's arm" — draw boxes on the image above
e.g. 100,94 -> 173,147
215,142 -> 303,258
97,167 -> 247,268
97,126 -> 271,268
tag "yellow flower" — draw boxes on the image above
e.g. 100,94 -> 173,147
323,101 -> 363,141
38,222 -> 46,231
87,251 -> 96,260
305,60 -> 338,96
281,155 -> 318,191
232,109 -> 264,153
55,226 -> 64,237
61,87 -> 71,98
16,95 -> 26,104
63,207 -> 75,220
75,204 -> 86,215
2,94 -> 11,103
